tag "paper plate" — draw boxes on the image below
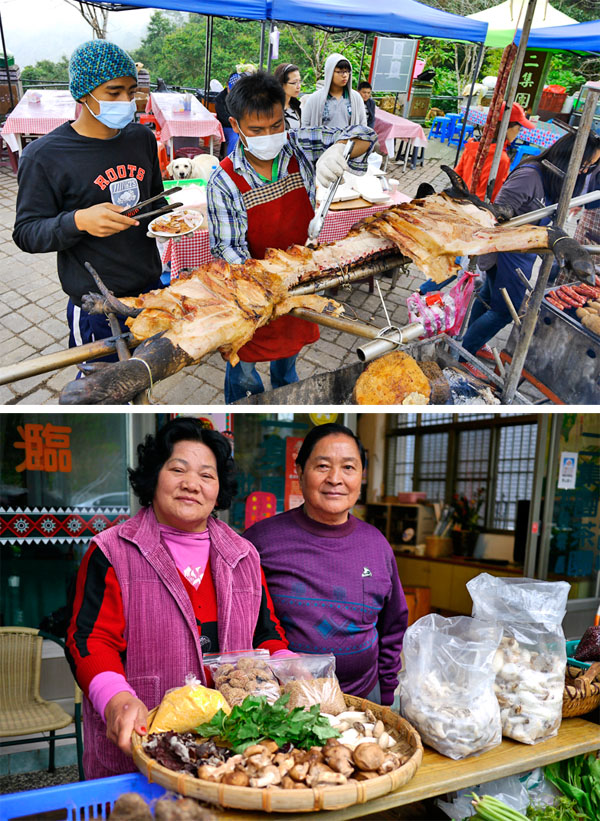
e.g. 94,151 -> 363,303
148,208 -> 204,238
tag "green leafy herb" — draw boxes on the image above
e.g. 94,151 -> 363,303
526,796 -> 589,820
544,755 -> 600,820
195,693 -> 340,754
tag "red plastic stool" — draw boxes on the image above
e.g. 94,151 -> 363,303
156,138 -> 169,177
140,113 -> 159,128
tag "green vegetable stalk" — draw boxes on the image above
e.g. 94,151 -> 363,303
195,693 -> 340,754
471,793 -> 528,821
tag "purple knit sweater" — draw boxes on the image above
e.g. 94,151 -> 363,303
245,506 -> 408,705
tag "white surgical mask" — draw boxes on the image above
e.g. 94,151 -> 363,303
238,123 -> 287,160
85,92 -> 136,130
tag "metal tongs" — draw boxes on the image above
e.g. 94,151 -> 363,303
307,141 -> 353,247
122,186 -> 183,219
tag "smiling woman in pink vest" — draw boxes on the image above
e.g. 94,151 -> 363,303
65,417 -> 290,779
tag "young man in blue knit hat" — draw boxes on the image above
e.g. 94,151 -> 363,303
13,40 -> 167,355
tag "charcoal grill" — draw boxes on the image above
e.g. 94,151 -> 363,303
234,335 -> 528,405
505,290 -> 600,404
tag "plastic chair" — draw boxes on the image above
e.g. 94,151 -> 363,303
244,491 -> 277,529
428,116 -> 450,140
448,123 -> 474,149
0,627 -> 84,781
441,113 -> 461,143
509,143 -> 541,172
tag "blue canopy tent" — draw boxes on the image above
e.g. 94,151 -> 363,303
268,0 -> 487,43
516,18 -> 600,50
83,0 -> 268,19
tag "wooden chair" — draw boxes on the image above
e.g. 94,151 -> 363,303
0,627 -> 84,780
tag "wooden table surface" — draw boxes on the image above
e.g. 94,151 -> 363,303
211,718 -> 600,820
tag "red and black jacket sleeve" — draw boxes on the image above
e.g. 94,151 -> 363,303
65,545 -> 288,696
65,543 -> 127,695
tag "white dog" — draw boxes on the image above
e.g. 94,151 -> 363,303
167,154 -> 220,181
167,157 -> 194,180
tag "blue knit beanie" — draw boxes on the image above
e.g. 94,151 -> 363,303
69,40 -> 137,101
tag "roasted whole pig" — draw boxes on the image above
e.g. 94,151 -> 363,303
59,189 -> 575,405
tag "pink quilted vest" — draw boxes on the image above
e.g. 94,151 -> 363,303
82,506 -> 261,779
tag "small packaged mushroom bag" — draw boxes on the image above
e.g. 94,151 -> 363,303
269,653 -> 347,715
204,649 -> 281,707
399,613 -> 503,760
467,574 -> 570,745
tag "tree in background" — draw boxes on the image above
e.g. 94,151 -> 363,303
131,12 -> 369,91
21,57 -> 69,88
63,1 -> 110,39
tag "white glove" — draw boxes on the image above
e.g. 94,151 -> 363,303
316,142 -> 350,188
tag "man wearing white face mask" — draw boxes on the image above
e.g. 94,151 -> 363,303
207,71 -> 376,404
13,40 -> 167,357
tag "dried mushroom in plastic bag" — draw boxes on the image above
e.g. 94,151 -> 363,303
206,650 -> 281,706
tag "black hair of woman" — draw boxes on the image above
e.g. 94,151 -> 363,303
274,63 -> 301,114
335,59 -> 352,72
520,130 -> 600,204
226,70 -> 285,122
128,418 -> 237,509
295,423 -> 366,471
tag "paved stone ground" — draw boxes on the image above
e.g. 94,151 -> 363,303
0,139 -> 512,406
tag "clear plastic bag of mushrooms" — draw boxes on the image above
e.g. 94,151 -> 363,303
399,614 -> 503,760
467,573 -> 570,745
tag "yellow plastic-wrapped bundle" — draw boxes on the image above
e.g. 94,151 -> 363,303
149,676 -> 230,734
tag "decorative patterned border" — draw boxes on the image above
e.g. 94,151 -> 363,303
0,507 -> 130,544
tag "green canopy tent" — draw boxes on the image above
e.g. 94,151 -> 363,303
468,0 -> 577,48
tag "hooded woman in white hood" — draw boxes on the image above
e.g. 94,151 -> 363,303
301,53 -> 367,128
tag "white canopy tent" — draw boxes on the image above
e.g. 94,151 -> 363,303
469,0 -> 577,47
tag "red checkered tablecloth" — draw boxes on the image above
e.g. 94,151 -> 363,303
149,92 -> 224,144
162,191 -> 410,278
1,89 -> 77,151
464,107 -> 561,148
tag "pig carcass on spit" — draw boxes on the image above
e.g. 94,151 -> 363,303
59,191 -> 554,405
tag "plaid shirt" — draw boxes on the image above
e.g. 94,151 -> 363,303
207,124 -> 376,264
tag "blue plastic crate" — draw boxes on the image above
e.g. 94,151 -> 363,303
567,639 -> 592,670
0,772 -> 167,820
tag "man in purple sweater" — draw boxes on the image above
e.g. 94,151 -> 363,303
244,423 -> 408,706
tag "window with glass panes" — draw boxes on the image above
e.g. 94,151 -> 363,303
385,414 -> 538,531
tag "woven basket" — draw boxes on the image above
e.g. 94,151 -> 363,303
132,695 -> 423,812
563,662 -> 600,718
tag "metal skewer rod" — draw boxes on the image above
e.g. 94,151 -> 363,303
289,255 -> 407,295
502,190 -> 600,228
0,336 -> 136,385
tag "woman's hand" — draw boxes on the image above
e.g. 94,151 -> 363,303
74,203 -> 139,237
104,691 -> 148,756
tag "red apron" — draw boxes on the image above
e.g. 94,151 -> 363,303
220,154 -> 320,362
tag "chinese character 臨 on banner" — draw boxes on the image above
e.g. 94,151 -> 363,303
14,423 -> 72,473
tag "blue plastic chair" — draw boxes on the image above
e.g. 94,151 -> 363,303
449,123 -> 475,149
441,113 -> 461,143
510,143 -> 541,172
428,115 -> 449,140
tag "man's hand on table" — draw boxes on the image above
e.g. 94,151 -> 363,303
105,691 -> 149,756
75,203 -> 140,237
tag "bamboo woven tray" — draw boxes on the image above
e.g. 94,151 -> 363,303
563,663 -> 600,718
132,694 -> 423,812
